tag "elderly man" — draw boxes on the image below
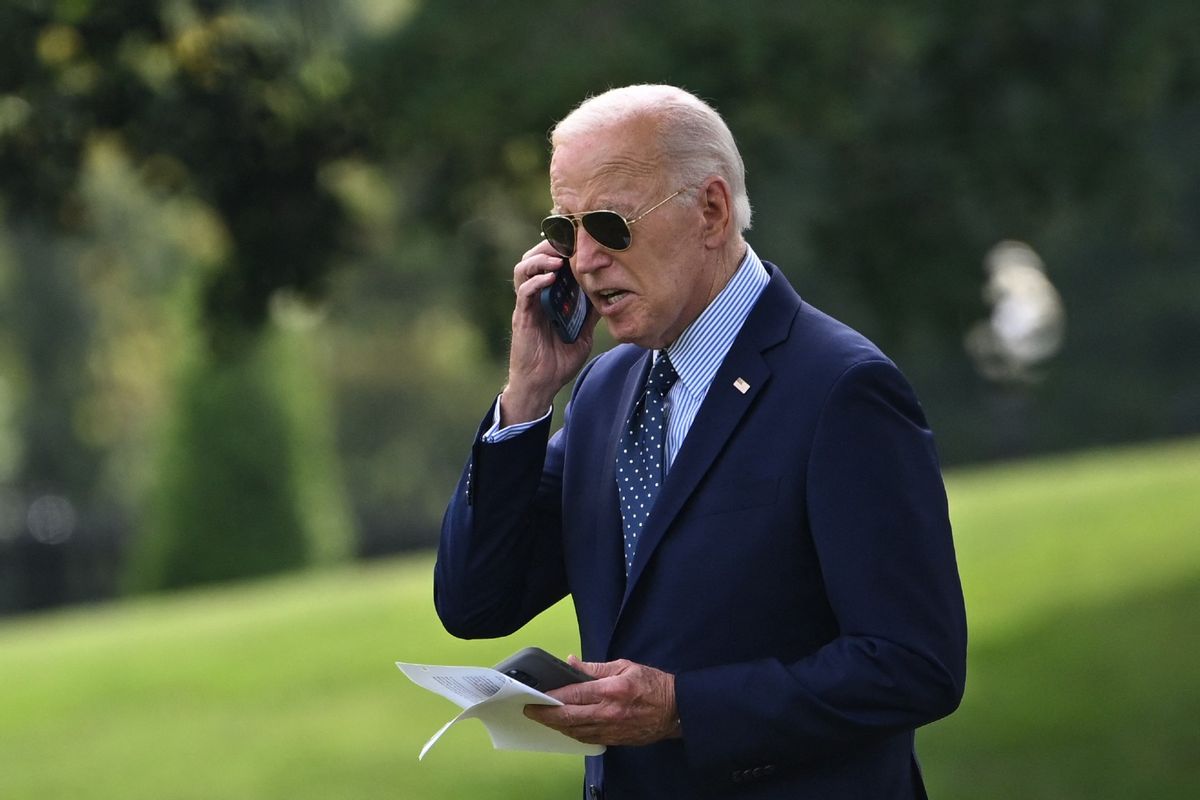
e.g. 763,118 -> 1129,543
436,84 -> 966,799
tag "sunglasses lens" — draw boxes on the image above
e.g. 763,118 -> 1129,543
582,211 -> 633,251
541,216 -> 576,257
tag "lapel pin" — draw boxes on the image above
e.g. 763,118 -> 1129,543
733,377 -> 750,394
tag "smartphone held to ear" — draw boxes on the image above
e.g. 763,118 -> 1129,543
539,258 -> 590,343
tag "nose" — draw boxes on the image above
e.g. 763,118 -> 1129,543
570,222 -> 611,275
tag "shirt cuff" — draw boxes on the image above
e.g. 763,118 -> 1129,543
480,394 -> 553,443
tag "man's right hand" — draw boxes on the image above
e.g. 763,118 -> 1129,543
500,242 -> 599,426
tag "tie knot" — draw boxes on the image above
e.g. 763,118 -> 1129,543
646,351 -> 678,397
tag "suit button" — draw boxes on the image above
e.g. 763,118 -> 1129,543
588,784 -> 602,799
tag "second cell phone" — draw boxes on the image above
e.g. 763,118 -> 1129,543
493,646 -> 595,692
539,258 -> 590,344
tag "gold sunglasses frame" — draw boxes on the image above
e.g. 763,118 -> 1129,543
540,188 -> 685,257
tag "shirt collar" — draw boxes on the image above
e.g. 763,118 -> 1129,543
661,245 -> 770,400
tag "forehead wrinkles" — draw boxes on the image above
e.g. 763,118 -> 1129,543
551,140 -> 664,213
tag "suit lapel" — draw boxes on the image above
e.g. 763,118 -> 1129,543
615,268 -> 800,617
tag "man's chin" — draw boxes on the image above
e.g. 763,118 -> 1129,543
605,312 -> 670,350
605,319 -> 638,346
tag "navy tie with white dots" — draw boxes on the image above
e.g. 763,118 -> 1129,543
616,351 -> 679,576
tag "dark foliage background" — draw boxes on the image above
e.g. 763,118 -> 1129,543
0,0 -> 1197,612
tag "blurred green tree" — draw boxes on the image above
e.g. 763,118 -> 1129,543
0,0 -> 363,593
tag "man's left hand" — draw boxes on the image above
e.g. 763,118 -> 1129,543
523,657 -> 681,746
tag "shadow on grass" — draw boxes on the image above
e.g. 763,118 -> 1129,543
921,576 -> 1200,799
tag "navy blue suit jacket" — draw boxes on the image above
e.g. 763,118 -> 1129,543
436,264 -> 967,799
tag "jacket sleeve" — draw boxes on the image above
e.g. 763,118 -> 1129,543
675,359 -> 967,771
433,355 -> 602,639
433,400 -> 570,639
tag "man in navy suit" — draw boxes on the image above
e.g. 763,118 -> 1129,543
436,84 -> 967,799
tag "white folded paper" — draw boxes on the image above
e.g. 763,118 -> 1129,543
396,662 -> 606,759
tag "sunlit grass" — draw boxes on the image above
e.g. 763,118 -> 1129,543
946,436 -> 1200,637
0,559 -> 583,799
1,437 -> 1198,799
923,578 -> 1200,799
926,437 -> 1200,798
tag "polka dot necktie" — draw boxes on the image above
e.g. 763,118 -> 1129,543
616,351 -> 679,576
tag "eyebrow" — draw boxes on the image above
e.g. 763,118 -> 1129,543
552,196 -> 636,217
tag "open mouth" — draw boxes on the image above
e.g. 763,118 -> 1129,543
596,289 -> 630,307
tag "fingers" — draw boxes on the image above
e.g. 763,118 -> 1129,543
502,240 -> 593,419
544,658 -> 631,706
523,705 -> 614,745
523,660 -> 678,747
523,700 -> 610,742
567,655 -> 628,679
520,238 -> 561,262
513,243 -> 566,296
547,679 -> 602,706
513,270 -> 557,315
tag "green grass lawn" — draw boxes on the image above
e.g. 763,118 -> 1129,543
1,437 -> 1198,799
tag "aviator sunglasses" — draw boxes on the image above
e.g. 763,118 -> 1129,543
540,188 -> 685,258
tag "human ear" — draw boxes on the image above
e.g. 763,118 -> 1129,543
699,177 -> 734,250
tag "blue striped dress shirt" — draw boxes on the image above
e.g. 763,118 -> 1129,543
657,246 -> 769,469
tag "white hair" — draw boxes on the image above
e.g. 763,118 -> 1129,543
551,85 -> 753,232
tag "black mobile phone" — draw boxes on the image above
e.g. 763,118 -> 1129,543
539,258 -> 589,344
493,646 -> 595,692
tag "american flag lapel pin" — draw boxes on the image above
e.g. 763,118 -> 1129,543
733,377 -> 750,394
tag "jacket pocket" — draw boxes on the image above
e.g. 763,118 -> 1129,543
688,476 -> 780,517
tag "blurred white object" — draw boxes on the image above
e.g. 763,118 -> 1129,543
965,241 -> 1065,382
